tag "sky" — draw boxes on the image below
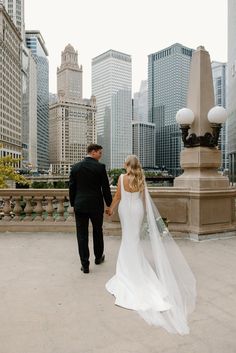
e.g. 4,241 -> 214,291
24,0 -> 227,98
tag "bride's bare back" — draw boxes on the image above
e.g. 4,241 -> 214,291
123,174 -> 140,193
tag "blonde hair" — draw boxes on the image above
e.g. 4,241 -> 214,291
125,155 -> 145,192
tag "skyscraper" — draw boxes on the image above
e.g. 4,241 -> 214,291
21,47 -> 38,171
228,0 -> 236,179
57,44 -> 83,102
3,0 -> 38,171
212,61 -> 228,170
148,43 -> 194,176
132,121 -> 155,168
0,4 -> 22,164
49,45 -> 96,175
26,31 -> 49,172
133,80 -> 148,122
2,0 -> 25,39
92,50 -> 132,169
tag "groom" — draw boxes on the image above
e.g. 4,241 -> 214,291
69,144 -> 112,274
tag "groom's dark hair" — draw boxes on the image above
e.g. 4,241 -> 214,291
87,143 -> 103,154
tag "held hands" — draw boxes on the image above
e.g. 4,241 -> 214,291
105,207 -> 113,216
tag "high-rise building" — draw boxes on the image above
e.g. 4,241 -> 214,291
132,121 -> 155,168
212,61 -> 228,170
92,49 -> 132,169
0,4 -> 22,164
2,0 -> 25,39
148,43 -> 194,176
49,93 -> 58,105
26,31 -> 49,172
49,100 -> 97,175
133,80 -> 148,122
3,0 -> 38,172
228,0 -> 236,178
49,44 -> 96,175
22,46 -> 38,171
57,44 -> 83,102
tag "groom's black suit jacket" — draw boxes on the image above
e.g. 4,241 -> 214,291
69,157 -> 112,213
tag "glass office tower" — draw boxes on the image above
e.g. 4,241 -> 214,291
148,43 -> 193,176
26,31 -> 49,171
212,61 -> 228,171
92,50 -> 132,169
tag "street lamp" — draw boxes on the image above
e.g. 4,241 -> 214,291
176,106 -> 227,148
176,108 -> 195,147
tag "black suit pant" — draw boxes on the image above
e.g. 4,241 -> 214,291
75,211 -> 104,267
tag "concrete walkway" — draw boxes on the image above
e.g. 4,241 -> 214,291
0,233 -> 236,353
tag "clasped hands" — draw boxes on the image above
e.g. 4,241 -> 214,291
105,207 -> 113,216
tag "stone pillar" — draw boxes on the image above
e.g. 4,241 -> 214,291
174,46 -> 233,239
175,46 -> 229,189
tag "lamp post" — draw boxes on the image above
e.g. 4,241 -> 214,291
174,46 -> 230,190
176,106 -> 227,148
161,45 -> 235,240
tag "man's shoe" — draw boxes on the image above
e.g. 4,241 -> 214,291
95,254 -> 105,265
81,266 -> 89,273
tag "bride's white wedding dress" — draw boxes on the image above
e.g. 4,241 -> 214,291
106,174 -> 196,335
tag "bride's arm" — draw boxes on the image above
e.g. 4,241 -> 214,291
107,176 -> 121,215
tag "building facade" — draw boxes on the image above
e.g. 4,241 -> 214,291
49,93 -> 58,105
133,80 -> 148,122
21,46 -> 37,171
2,0 -> 24,39
49,44 -> 96,175
0,4 -> 22,164
148,43 -> 193,176
26,30 -> 49,172
212,61 -> 228,171
3,0 -> 38,172
49,100 -> 96,175
132,121 -> 155,168
228,0 -> 236,180
57,44 -> 83,102
92,49 -> 132,169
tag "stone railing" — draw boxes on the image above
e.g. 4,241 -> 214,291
1,187 -> 236,239
0,188 -> 121,235
0,189 -> 75,233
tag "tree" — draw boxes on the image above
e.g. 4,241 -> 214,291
0,156 -> 30,189
108,168 -> 125,186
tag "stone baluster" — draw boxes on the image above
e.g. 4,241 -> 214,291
66,203 -> 75,222
45,196 -> 55,222
2,197 -> 12,221
55,196 -> 65,221
12,196 -> 23,221
23,196 -> 33,221
33,196 -> 44,221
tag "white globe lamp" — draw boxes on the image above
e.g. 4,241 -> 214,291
208,106 -> 227,124
176,108 -> 195,125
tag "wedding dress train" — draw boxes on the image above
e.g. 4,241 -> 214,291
106,174 -> 196,335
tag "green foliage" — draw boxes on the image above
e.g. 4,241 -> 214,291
31,180 -> 68,189
0,156 -> 30,189
54,180 -> 68,189
108,168 -> 125,186
31,181 -> 54,189
144,171 -> 162,177
108,168 -> 165,186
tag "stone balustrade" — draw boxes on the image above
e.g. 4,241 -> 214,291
1,187 -> 236,239
0,189 -> 76,233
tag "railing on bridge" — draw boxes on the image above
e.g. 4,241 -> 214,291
0,189 -> 76,232
1,187 -> 236,237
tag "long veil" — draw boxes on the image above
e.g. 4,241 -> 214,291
139,185 -> 197,335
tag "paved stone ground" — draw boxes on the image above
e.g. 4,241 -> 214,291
0,232 -> 236,353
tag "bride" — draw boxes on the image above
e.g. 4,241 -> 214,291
106,155 -> 196,335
